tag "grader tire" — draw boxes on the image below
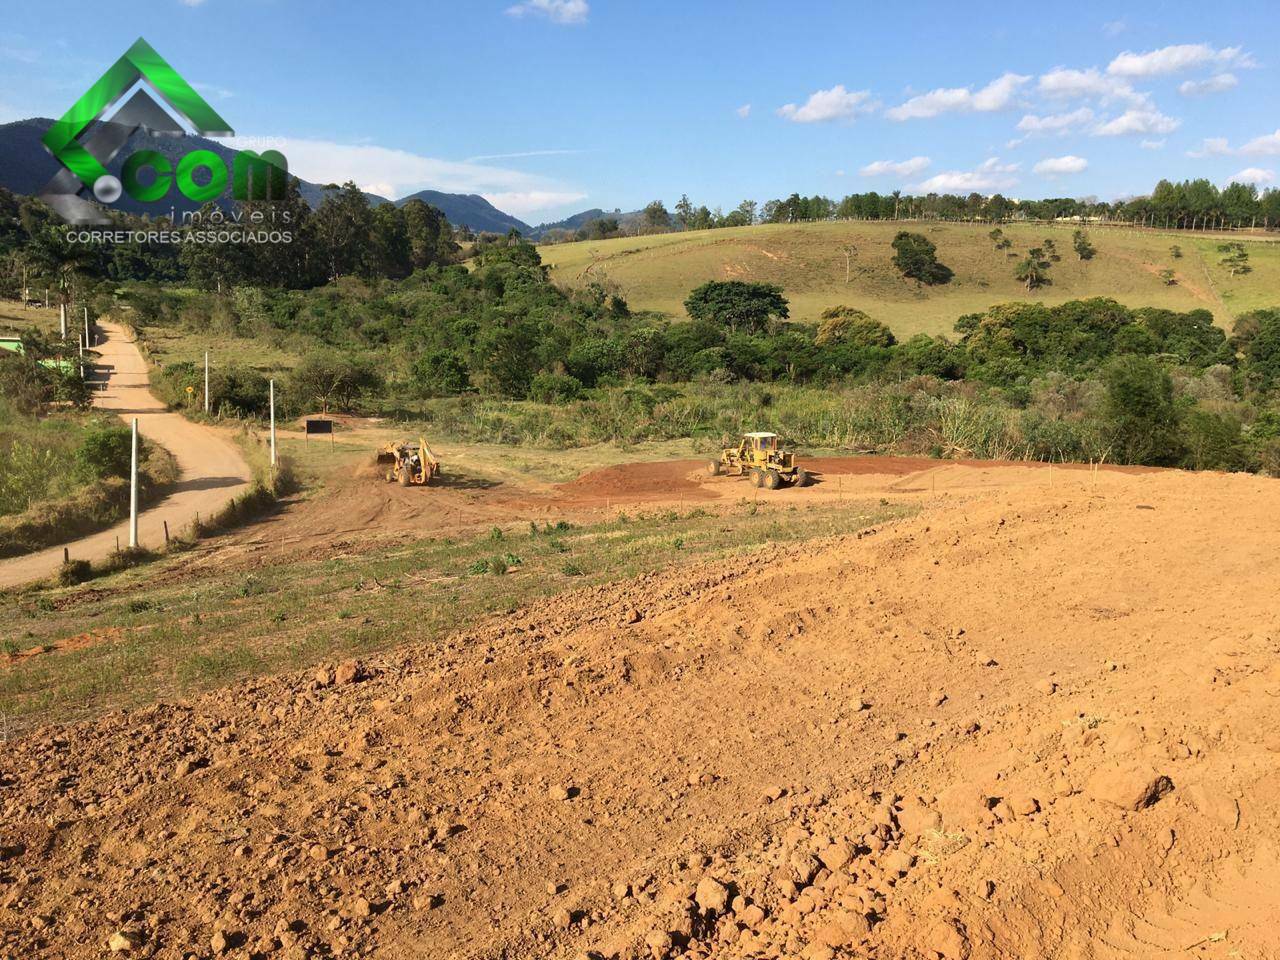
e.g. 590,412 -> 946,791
750,468 -> 764,488
398,466 -> 412,487
794,467 -> 810,488
764,469 -> 782,490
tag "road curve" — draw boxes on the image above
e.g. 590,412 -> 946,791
0,320 -> 253,590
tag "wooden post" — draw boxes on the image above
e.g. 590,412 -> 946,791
204,351 -> 210,415
164,520 -> 170,544
269,379 -> 277,468
63,547 -> 69,564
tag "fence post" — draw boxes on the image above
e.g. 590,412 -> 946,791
128,418 -> 139,549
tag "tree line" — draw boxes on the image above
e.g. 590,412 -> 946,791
0,181 -> 461,302
543,176 -> 1280,244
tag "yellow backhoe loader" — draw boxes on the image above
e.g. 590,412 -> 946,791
377,437 -> 440,486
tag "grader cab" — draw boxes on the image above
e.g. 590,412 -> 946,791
708,432 -> 809,489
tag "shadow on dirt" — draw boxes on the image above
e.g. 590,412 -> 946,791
432,471 -> 502,492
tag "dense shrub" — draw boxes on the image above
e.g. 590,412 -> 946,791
1102,355 -> 1182,465
74,423 -> 132,480
528,372 -> 584,404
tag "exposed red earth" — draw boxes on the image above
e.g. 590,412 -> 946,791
3,463 -> 1278,959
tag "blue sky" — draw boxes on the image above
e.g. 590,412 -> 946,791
2,1 -> 1278,223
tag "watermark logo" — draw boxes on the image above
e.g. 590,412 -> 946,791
41,37 -> 288,225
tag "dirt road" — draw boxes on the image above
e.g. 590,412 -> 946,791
3,465 -> 1279,958
0,320 -> 252,590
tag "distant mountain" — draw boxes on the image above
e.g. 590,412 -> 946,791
0,117 -> 389,216
394,190 -> 531,235
528,207 -> 653,240
529,208 -> 609,238
0,117 -> 596,237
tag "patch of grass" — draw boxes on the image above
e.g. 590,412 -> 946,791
0,498 -> 907,730
0,411 -> 180,558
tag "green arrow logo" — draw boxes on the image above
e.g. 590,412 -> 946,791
42,37 -> 233,197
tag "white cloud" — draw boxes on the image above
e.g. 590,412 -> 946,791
1179,73 -> 1238,96
885,72 -> 1029,121
1226,167 -> 1275,186
236,135 -> 584,210
736,104 -> 751,119
859,156 -> 931,177
1016,107 -> 1095,134
1239,130 -> 1280,157
505,0 -> 588,24
464,148 -> 583,162
1033,155 -> 1088,175
1140,139 -> 1166,150
913,157 -> 1019,193
1187,137 -> 1232,158
1102,19 -> 1127,38
1107,43 -> 1254,77
1037,68 -> 1145,105
192,82 -> 234,101
777,85 -> 877,123
481,190 -> 589,216
1092,108 -> 1180,137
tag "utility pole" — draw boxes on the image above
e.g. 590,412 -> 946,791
204,351 -> 210,415
129,418 -> 139,549
269,379 -> 277,468
84,307 -> 90,348
59,303 -> 66,340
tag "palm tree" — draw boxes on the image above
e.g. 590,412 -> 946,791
25,227 -> 96,313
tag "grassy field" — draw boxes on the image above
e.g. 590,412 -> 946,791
136,321 -> 300,373
0,299 -> 63,339
0,496 -> 904,730
538,221 -> 1280,337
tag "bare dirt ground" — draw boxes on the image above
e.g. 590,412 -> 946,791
189,445 -> 1136,577
3,461 -> 1279,960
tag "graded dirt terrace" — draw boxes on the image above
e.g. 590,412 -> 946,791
3,463 -> 1279,960
198,446 -> 1141,576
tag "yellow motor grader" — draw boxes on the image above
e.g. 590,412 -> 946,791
377,436 -> 440,486
708,432 -> 809,489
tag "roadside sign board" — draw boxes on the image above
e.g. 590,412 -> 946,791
306,418 -> 335,447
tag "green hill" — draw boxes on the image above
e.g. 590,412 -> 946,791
538,220 -> 1280,338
